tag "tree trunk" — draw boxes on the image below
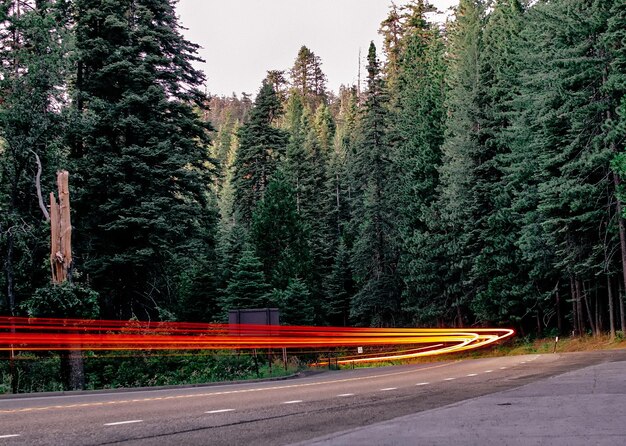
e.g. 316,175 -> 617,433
576,278 -> 585,335
581,281 -> 596,336
613,171 -> 626,333
5,230 -> 15,315
619,287 -> 626,335
594,284 -> 600,335
556,282 -> 562,334
536,311 -> 541,336
608,275 -> 616,341
50,172 -> 83,390
570,277 -> 578,336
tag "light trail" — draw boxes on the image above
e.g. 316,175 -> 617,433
0,317 -> 514,363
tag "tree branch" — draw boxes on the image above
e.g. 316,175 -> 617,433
30,150 -> 50,221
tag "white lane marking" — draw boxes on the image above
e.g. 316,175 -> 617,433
2,362 -> 458,415
0,435 -> 20,439
444,378 -> 455,381
500,367 -> 507,370
104,420 -> 143,426
484,370 -> 493,373
467,373 -> 478,377
283,400 -> 303,404
337,393 -> 354,397
380,387 -> 397,391
416,382 -> 429,386
205,409 -> 235,414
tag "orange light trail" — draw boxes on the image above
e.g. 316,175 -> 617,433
0,317 -> 514,363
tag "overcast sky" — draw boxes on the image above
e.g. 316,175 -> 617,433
176,1 -> 458,97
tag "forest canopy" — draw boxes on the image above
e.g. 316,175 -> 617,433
1,0 -> 625,340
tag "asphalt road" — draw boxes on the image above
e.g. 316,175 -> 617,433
1,349 -> 625,445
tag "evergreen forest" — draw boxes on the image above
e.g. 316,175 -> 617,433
2,0 -> 626,342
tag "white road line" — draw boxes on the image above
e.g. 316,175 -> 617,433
485,370 -> 493,373
205,409 -> 235,414
104,420 -> 143,426
380,387 -> 397,391
500,367 -> 507,370
467,373 -> 478,377
283,400 -> 303,404
0,435 -> 20,439
444,378 -> 455,381
2,362 -> 459,415
337,393 -> 354,397
416,382 -> 429,386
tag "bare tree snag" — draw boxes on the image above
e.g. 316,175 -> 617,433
48,171 -> 84,390
31,150 -> 50,222
50,171 -> 72,283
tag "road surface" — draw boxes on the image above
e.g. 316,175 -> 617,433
1,349 -> 625,445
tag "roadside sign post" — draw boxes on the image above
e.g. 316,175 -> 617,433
553,336 -> 559,353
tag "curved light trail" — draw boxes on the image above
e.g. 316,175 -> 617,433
0,317 -> 514,363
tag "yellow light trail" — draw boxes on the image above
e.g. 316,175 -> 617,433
0,317 -> 514,363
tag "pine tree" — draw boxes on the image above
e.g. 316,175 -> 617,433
436,0 -> 487,326
270,278 -> 314,325
289,46 -> 327,109
250,169 -> 311,290
222,246 -> 271,311
387,1 -> 447,325
349,42 -> 401,327
605,0 -> 626,334
508,0 -> 618,334
232,81 -> 288,224
470,0 -> 529,326
70,0 -> 216,319
0,0 -> 70,315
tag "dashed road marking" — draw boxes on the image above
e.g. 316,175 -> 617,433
444,378 -> 455,381
380,387 -> 397,391
205,409 -> 235,414
0,362 -> 455,414
337,393 -> 354,397
484,370 -> 493,373
416,382 -> 429,386
104,420 -> 143,426
500,367 -> 507,370
283,400 -> 303,404
467,373 -> 478,377
0,435 -> 20,439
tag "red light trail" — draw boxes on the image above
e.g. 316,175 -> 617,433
0,317 -> 514,363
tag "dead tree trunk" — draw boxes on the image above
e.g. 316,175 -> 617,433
50,171 -> 83,390
50,171 -> 72,283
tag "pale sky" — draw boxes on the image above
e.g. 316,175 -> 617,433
176,1 -> 458,97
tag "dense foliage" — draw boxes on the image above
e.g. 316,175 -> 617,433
2,0 -> 626,366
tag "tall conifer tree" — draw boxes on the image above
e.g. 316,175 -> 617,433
349,43 -> 401,326
70,0 -> 216,319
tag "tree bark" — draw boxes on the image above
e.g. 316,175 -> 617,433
556,282 -> 562,334
608,275 -> 616,340
619,287 -> 626,335
570,277 -> 578,336
581,281 -> 596,336
31,150 -> 50,221
50,172 -> 83,390
576,278 -> 585,335
612,173 -> 626,334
